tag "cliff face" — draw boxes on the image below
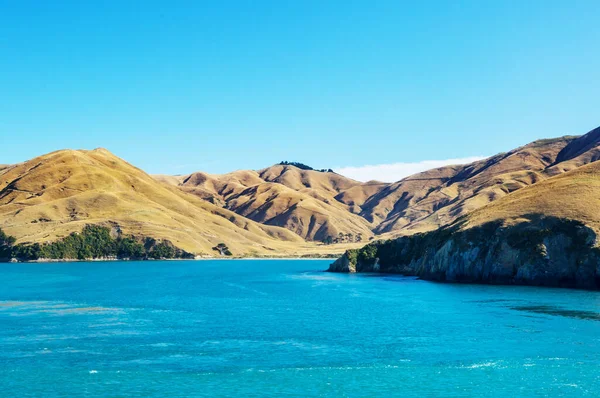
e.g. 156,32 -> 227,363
328,216 -> 600,290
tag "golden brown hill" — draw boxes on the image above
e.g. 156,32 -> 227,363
332,180 -> 388,214
464,159 -> 600,232
330,128 -> 600,290
330,160 -> 600,289
161,128 -> 600,242
163,165 -> 376,241
546,126 -> 600,175
0,149 -> 359,257
365,136 -> 577,235
9,126 -> 591,257
226,183 -> 373,241
258,165 -> 358,194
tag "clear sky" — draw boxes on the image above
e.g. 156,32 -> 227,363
1,1 -> 599,181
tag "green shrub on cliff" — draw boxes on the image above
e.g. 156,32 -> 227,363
358,244 -> 378,263
334,215 -> 600,289
341,243 -> 381,271
505,218 -> 589,253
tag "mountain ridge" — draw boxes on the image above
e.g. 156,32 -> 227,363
161,131 -> 594,242
328,127 -> 600,290
2,125 -> 600,263
0,148 -> 360,258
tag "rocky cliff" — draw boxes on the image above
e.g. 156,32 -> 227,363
328,215 -> 600,290
329,153 -> 600,290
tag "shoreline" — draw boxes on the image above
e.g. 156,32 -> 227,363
197,257 -> 336,261
3,256 -> 338,263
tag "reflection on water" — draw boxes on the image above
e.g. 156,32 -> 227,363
468,299 -> 524,303
511,305 -> 600,321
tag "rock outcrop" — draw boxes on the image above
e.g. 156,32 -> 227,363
330,152 -> 600,290
329,215 -> 600,290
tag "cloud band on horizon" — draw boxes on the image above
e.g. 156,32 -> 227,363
335,156 -> 487,183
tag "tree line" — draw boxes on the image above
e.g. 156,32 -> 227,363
278,161 -> 334,173
322,232 -> 364,245
0,225 -> 193,261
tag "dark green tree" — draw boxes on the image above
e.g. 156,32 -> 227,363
0,228 -> 16,260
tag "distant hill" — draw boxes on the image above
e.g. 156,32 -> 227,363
157,164 -> 377,241
329,126 -> 600,289
549,126 -> 600,174
3,124 -> 600,264
0,148 -> 350,258
365,135 -> 576,235
465,155 -> 600,232
162,127 -> 600,243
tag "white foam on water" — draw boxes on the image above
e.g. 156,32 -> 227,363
241,363 -> 407,374
460,361 -> 501,369
223,282 -> 268,296
271,339 -> 329,351
287,273 -> 339,282
148,342 -> 175,348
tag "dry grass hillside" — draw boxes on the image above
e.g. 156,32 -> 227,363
547,126 -> 600,175
464,159 -> 600,233
371,136 -> 576,235
0,149 -> 359,256
160,165 -> 377,242
4,125 -> 599,257
160,126 -> 600,242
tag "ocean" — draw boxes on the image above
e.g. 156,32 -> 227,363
0,259 -> 599,397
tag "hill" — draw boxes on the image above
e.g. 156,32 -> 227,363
0,148 -> 358,258
4,124 -> 600,264
164,130 -> 594,242
361,136 -> 577,235
465,158 -> 600,232
551,126 -> 600,172
160,164 -> 379,242
329,157 -> 600,289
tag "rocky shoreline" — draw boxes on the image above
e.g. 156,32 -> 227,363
328,215 -> 600,290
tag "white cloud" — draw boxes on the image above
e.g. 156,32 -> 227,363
335,156 -> 487,183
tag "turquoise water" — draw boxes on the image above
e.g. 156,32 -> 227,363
1,260 -> 600,397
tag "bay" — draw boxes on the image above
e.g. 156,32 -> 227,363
1,259 -> 599,397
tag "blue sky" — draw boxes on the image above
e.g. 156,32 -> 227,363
1,1 -> 599,181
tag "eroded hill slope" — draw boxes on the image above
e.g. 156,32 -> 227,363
0,149 -> 338,256
330,159 -> 600,289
